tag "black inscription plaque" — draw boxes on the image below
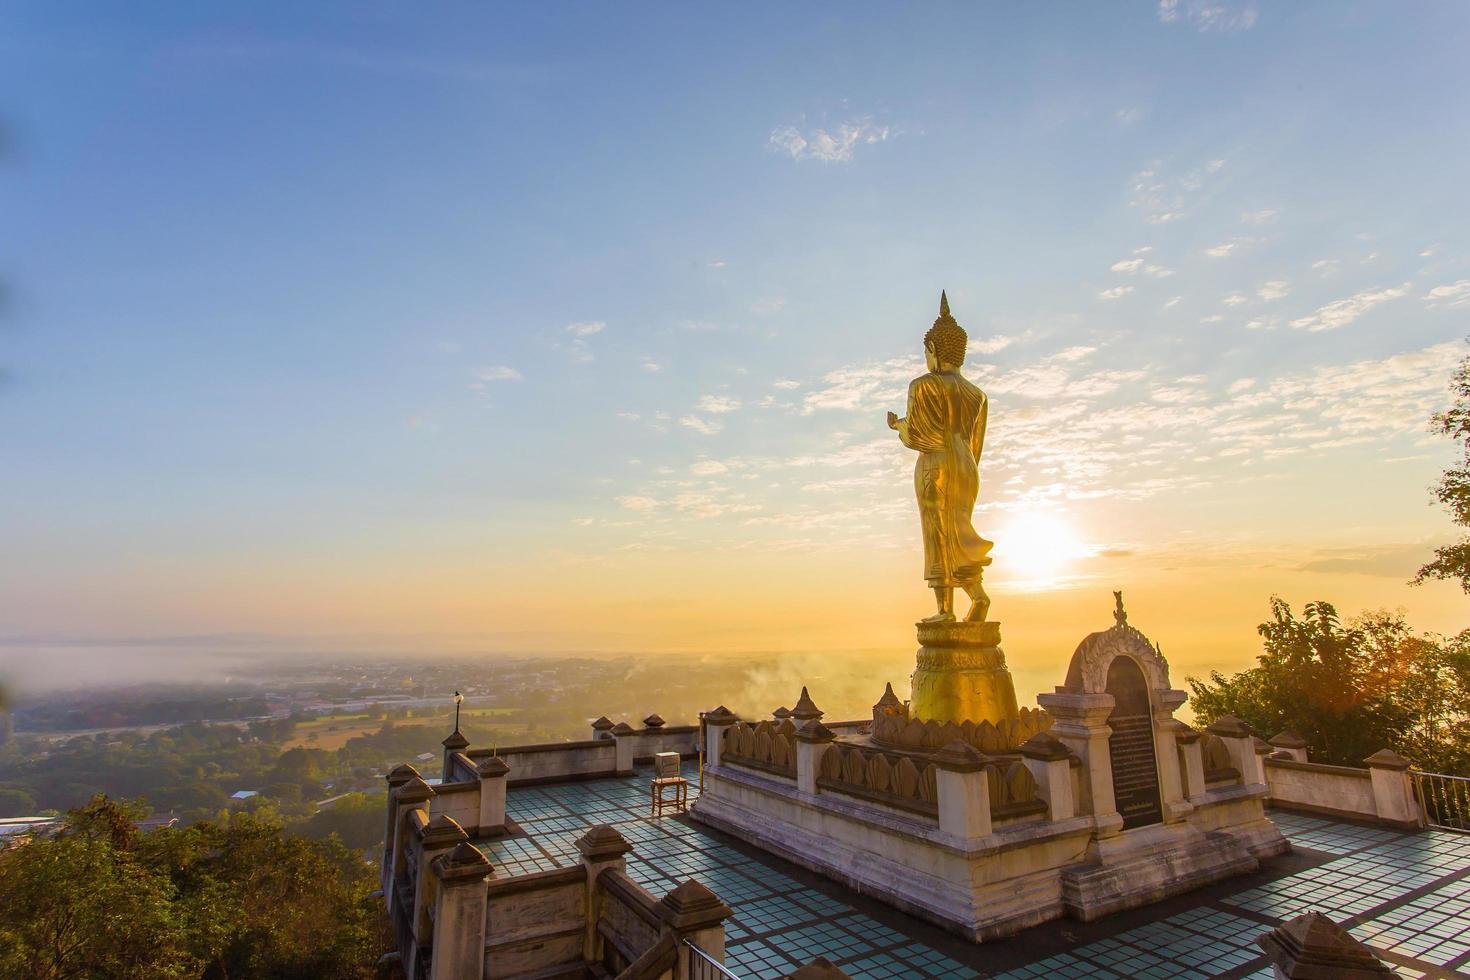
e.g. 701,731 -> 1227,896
1106,656 -> 1162,830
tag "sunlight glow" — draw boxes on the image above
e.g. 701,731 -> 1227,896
992,509 -> 1093,587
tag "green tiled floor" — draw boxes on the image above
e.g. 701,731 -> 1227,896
501,767 -> 1470,978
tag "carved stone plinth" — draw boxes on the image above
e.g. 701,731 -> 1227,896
910,621 -> 1019,727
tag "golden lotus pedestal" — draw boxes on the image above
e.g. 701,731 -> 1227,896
909,620 -> 1019,727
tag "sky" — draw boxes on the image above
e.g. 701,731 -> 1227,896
3,2 -> 1470,696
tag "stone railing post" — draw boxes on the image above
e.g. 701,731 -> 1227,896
931,741 -> 992,838
1205,715 -> 1260,787
1037,690 -> 1121,838
382,763 -> 421,889
1169,721 -> 1208,803
703,706 -> 737,768
1269,730 -> 1308,763
414,815 -> 470,951
388,776 -> 435,917
659,879 -> 734,974
1364,749 -> 1421,828
610,722 -> 636,775
429,842 -> 493,980
1019,732 -> 1074,821
476,756 -> 509,833
442,728 -> 470,780
1152,689 -> 1192,823
794,720 -> 835,795
591,715 -> 615,741
642,713 -> 666,757
577,825 -> 633,963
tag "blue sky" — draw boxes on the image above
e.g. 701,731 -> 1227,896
3,2 -> 1470,687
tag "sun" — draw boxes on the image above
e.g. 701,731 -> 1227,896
991,508 -> 1092,586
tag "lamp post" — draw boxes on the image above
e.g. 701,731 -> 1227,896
453,690 -> 464,732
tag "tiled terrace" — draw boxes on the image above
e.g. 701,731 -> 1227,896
497,764 -> 1470,979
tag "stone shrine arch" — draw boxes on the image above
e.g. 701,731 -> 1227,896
1062,616 -> 1174,699
1039,595 -> 1192,840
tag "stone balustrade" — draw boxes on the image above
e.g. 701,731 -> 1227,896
385,816 -> 731,980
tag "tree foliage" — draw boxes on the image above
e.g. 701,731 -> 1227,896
1415,345 -> 1470,590
0,795 -> 388,980
1188,597 -> 1470,773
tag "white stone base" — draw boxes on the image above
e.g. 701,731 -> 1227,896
693,763 -> 1288,942
1060,823 -> 1259,922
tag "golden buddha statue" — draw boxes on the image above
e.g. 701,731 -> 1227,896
887,291 -> 993,624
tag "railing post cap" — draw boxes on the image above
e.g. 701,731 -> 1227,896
1205,715 -> 1253,738
1269,729 -> 1308,750
1018,731 -> 1070,761
784,956 -> 855,979
930,740 -> 990,773
576,823 -> 633,860
1364,748 -> 1411,771
705,705 -> 738,725
1257,911 -> 1394,976
658,878 -> 733,931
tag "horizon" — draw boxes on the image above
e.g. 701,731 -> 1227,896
4,2 -> 1470,704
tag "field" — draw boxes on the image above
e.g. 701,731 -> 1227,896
283,707 -> 519,751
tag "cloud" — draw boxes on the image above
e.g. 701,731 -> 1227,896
1312,259 -> 1341,277
616,495 -> 659,512
706,260 -> 728,269
1295,543 -> 1431,578
1257,280 -> 1290,301
772,379 -> 802,390
1129,158 -> 1226,224
1424,280 -> 1470,309
1163,296 -> 1182,310
767,117 -> 894,163
1111,258 -> 1144,274
1116,107 -> 1144,125
558,321 -> 605,362
1241,208 -> 1278,224
475,366 -> 523,382
698,395 -> 742,414
641,358 -> 666,373
751,297 -> 786,315
971,335 -> 1017,354
1158,0 -> 1258,32
1206,237 -> 1258,258
1223,294 -> 1249,307
1289,283 -> 1411,332
690,460 -> 729,476
1099,286 -> 1134,300
1228,378 -> 1256,394
680,415 -> 724,435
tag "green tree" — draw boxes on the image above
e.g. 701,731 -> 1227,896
0,796 -> 197,980
1415,345 -> 1470,590
140,809 -> 386,979
1189,598 -> 1470,771
295,792 -> 388,852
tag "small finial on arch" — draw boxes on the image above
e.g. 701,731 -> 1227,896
939,290 -> 950,317
1112,590 -> 1127,628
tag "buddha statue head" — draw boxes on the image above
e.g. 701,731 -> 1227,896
923,290 -> 968,371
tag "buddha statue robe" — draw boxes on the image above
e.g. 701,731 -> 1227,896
894,369 -> 992,588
